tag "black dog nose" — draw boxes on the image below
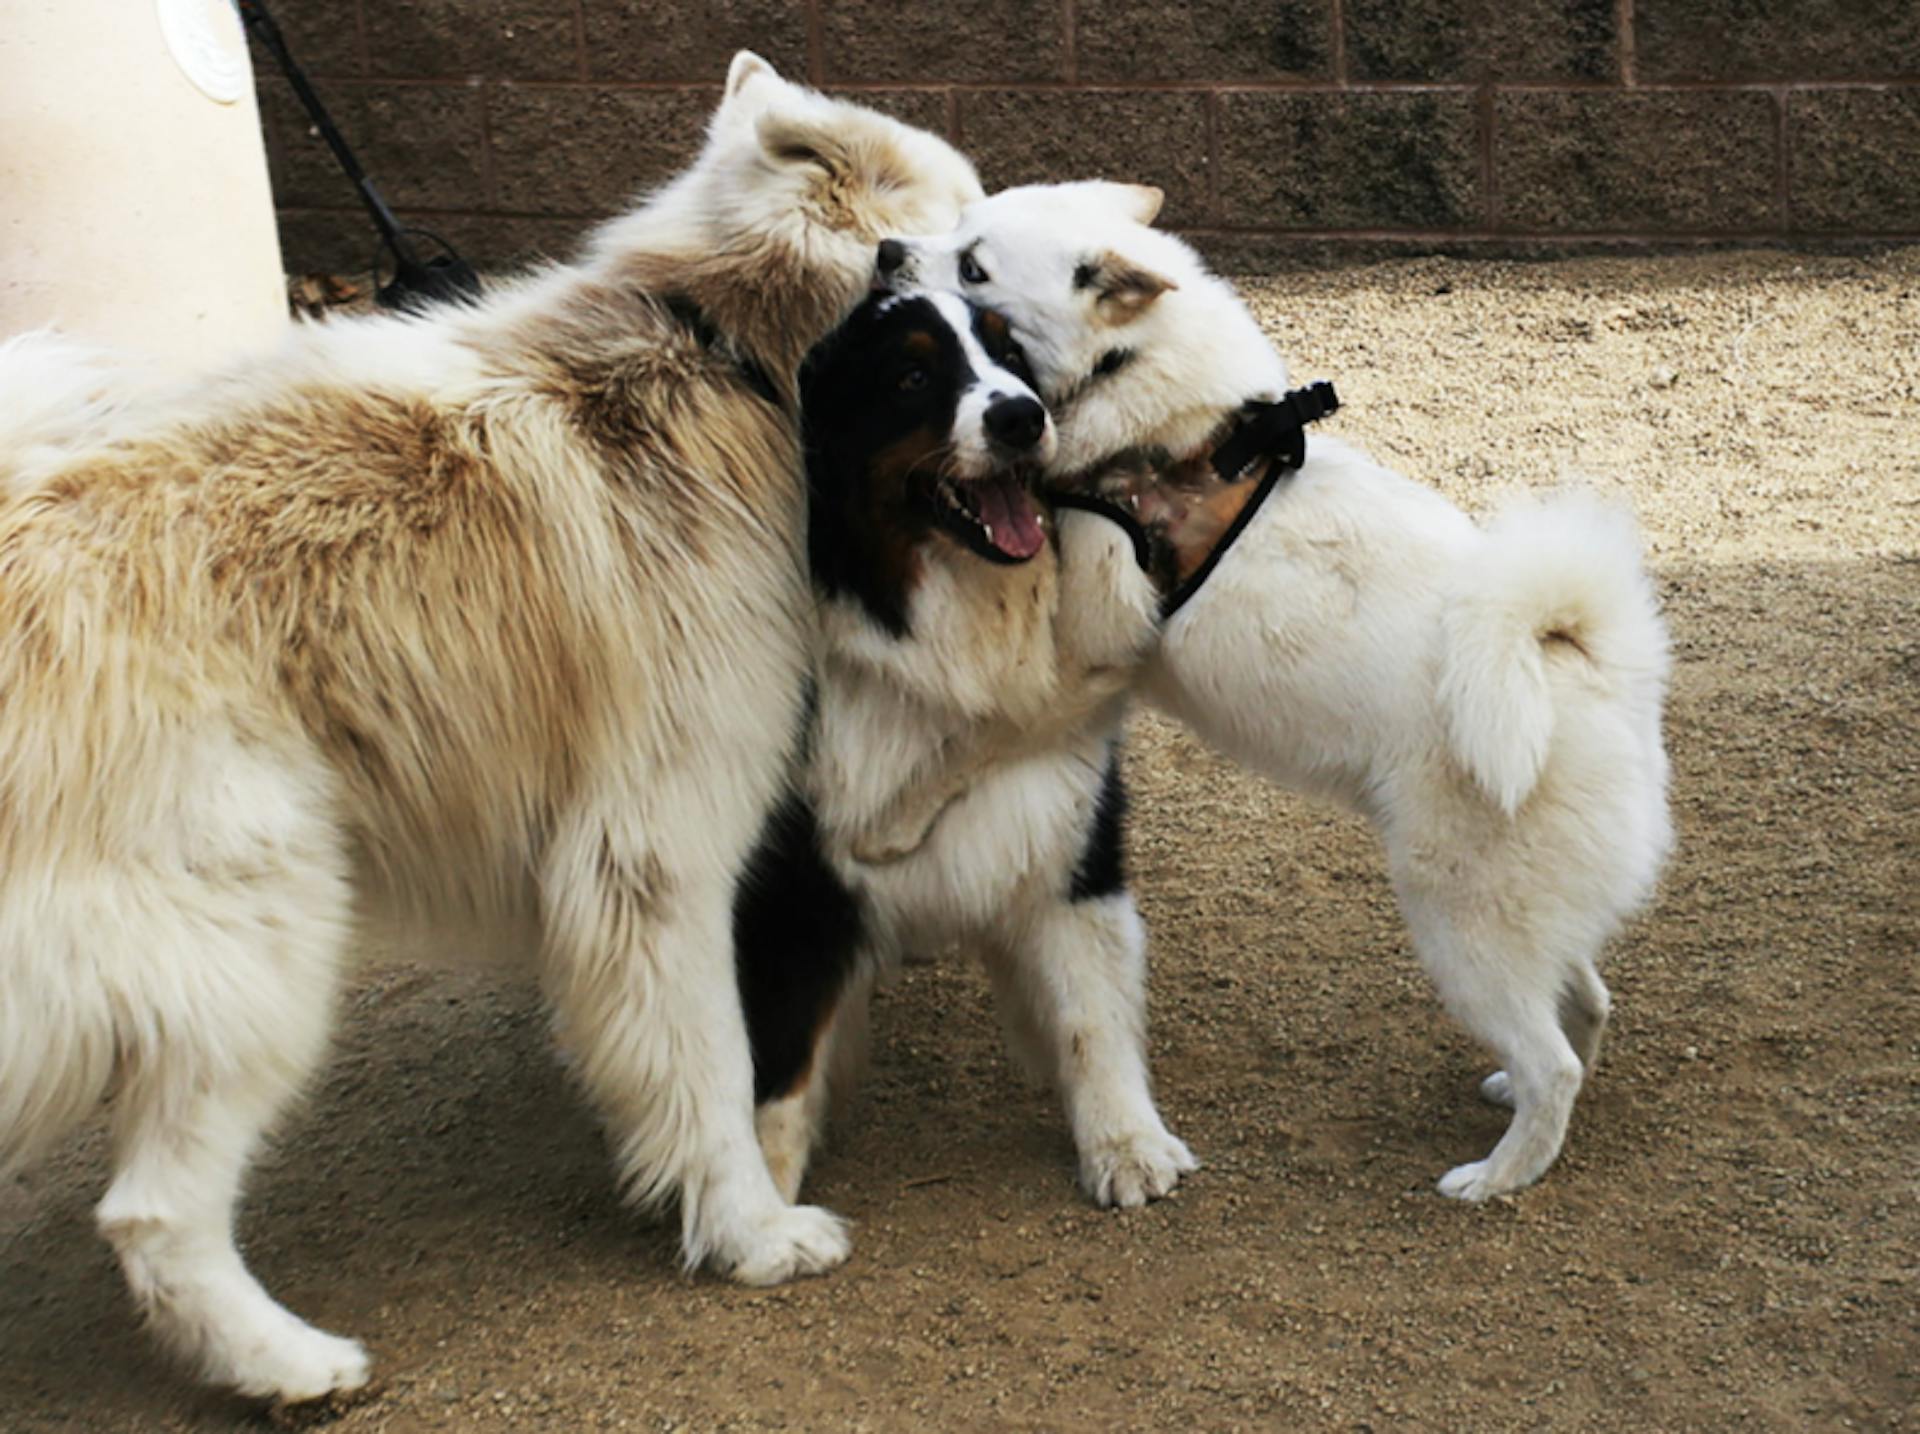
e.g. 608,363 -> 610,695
984,395 -> 1048,451
876,238 -> 908,275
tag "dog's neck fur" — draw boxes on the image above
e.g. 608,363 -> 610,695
593,242 -> 861,409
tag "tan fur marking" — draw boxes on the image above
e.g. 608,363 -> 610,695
1092,252 -> 1178,325
852,426 -> 949,604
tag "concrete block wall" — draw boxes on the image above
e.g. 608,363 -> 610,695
252,1 -> 1920,275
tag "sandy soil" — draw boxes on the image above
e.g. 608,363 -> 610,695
3,249 -> 1915,1432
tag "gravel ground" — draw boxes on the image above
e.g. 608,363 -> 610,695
3,248 -> 1916,1431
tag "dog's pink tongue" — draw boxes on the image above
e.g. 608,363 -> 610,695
977,474 -> 1046,560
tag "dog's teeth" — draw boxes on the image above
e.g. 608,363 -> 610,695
985,523 -> 995,543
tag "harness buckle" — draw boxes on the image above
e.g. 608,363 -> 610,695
1210,380 -> 1340,482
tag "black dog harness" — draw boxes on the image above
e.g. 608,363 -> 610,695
1052,380 -> 1340,618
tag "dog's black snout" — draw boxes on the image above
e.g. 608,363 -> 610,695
875,238 -> 908,275
985,395 -> 1048,451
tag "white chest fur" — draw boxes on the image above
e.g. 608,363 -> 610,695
805,525 -> 1140,944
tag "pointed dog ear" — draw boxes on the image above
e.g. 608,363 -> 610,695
725,50 -> 778,101
755,110 -> 849,175
1070,181 -> 1164,226
717,51 -> 789,134
1114,184 -> 1165,225
1076,250 -> 1178,322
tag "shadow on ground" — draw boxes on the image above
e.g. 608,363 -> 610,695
3,551 -> 1912,1432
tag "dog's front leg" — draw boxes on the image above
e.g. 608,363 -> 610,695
1051,508 -> 1164,672
753,959 -> 876,1203
540,805 -> 849,1285
851,510 -> 1161,865
984,844 -> 1194,1206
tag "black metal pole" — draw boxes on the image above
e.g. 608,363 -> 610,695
238,0 -> 480,312
236,0 -> 419,263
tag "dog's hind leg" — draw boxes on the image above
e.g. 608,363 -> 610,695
91,774 -> 367,1401
542,800 -> 850,1286
982,938 -> 1060,1087
1559,959 -> 1611,1071
100,1049 -> 370,1403
1435,996 -> 1582,1202
736,795 -> 872,1204
753,963 -> 875,1204
1403,903 -> 1586,1200
1479,959 -> 1610,1109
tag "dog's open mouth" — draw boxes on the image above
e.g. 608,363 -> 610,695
1045,449 -> 1270,590
924,470 -> 1048,564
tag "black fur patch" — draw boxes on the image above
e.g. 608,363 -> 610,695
800,295 -> 982,638
1069,747 -> 1129,902
971,305 -> 1038,392
1048,347 -> 1140,412
733,793 -> 867,1104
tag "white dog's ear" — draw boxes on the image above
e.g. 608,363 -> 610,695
725,51 -> 780,101
1071,181 -> 1164,226
1078,250 -> 1178,322
718,51 -> 798,130
1114,184 -> 1165,225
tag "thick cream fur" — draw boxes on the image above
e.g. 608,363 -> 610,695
0,56 -> 980,1403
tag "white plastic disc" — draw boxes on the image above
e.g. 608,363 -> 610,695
156,0 -> 250,105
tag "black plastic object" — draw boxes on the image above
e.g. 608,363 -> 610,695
1161,381 -> 1341,617
1209,380 -> 1340,482
238,0 -> 482,314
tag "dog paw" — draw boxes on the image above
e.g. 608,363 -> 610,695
848,793 -> 959,866
1479,1070 -> 1515,1108
1437,1159 -> 1505,1203
1080,1129 -> 1198,1209
229,1323 -> 371,1405
720,1204 -> 850,1286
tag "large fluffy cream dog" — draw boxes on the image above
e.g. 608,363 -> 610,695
0,54 -> 979,1402
882,182 -> 1674,1203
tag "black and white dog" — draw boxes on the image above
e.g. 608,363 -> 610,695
735,291 -> 1194,1208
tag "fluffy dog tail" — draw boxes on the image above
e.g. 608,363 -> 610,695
1437,490 -> 1669,814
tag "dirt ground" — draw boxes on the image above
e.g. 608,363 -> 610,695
3,249 -> 1915,1432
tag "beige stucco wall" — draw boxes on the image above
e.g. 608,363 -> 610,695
0,0 -> 286,369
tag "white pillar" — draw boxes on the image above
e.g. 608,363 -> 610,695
0,0 -> 287,369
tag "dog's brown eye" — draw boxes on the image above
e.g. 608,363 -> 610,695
959,251 -> 989,285
898,365 -> 929,392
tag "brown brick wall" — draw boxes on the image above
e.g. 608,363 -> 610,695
252,1 -> 1920,275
